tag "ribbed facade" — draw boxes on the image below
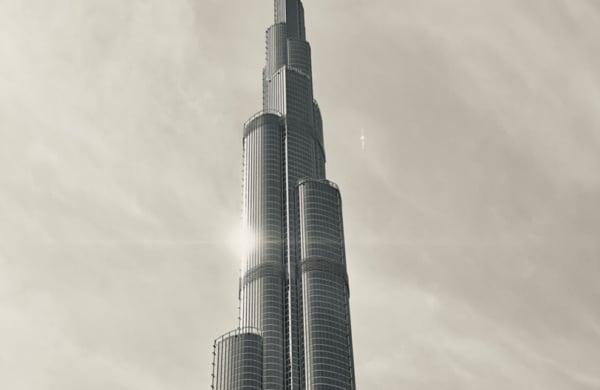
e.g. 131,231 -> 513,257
213,1 -> 356,389
241,112 -> 286,390
212,329 -> 263,390
298,180 -> 355,390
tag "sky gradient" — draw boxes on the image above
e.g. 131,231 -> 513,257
1,0 -> 599,389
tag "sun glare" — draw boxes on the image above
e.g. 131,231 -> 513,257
227,226 -> 256,266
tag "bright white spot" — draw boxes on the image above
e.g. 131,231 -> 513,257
227,226 -> 256,267
360,129 -> 366,151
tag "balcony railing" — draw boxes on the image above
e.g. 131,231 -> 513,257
243,110 -> 283,129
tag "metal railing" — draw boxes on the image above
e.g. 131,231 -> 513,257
213,326 -> 263,344
296,178 -> 340,190
243,110 -> 283,129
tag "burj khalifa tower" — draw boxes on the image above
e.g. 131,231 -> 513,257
211,1 -> 357,389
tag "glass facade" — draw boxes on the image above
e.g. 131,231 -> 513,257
298,180 -> 356,390
241,112 -> 286,390
213,1 -> 356,389
212,329 -> 263,390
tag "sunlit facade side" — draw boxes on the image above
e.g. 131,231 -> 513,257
212,1 -> 356,389
240,112 -> 286,390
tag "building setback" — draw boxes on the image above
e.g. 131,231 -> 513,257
212,1 -> 357,389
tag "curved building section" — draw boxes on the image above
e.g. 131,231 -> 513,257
287,39 -> 312,78
297,180 -> 356,390
241,112 -> 286,389
284,68 -> 314,131
266,23 -> 288,79
266,68 -> 314,131
266,69 -> 287,115
212,328 -> 263,390
279,67 -> 318,390
275,0 -> 305,40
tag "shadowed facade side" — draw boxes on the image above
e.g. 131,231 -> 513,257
211,329 -> 263,390
212,1 -> 356,389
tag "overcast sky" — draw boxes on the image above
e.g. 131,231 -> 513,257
1,0 -> 599,389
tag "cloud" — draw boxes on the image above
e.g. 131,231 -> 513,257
0,0 -> 599,389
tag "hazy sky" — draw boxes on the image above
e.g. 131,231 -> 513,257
1,0 -> 599,389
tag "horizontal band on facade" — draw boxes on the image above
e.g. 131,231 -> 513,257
265,21 -> 287,35
242,263 -> 286,287
243,111 -> 283,138
287,65 -> 311,80
297,178 -> 340,192
213,327 -> 263,344
301,257 -> 349,288
265,64 -> 311,84
244,116 -> 326,163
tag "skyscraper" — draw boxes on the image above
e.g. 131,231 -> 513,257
211,1 -> 356,389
